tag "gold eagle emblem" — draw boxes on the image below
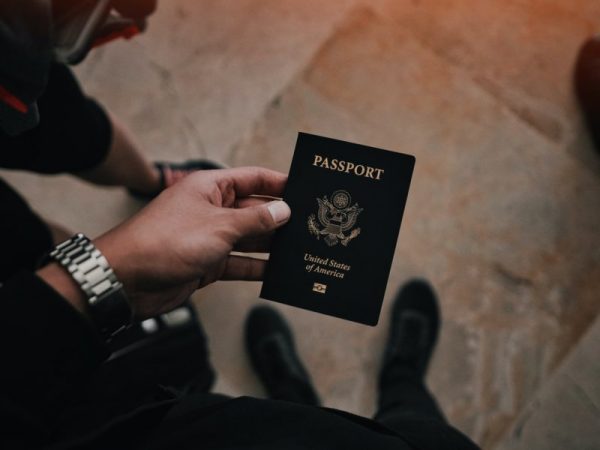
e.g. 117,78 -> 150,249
308,190 -> 363,247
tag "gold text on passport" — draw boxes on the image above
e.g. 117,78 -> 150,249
312,154 -> 385,180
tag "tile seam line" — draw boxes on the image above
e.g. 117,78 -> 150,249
226,2 -> 374,163
566,373 -> 600,418
494,315 -> 600,447
395,24 -> 565,147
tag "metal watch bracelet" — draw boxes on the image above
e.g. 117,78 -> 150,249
49,233 -> 132,339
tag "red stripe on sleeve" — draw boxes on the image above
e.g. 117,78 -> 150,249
0,84 -> 28,114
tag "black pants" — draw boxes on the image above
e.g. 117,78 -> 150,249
103,323 -> 477,450
0,63 -> 112,281
374,377 -> 477,449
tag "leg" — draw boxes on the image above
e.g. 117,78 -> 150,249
74,111 -> 161,194
57,302 -> 218,447
375,377 -> 445,424
75,112 -> 225,197
376,280 -> 444,423
374,280 -> 479,449
101,302 -> 216,395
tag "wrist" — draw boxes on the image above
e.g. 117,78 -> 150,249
93,229 -> 137,296
41,233 -> 134,339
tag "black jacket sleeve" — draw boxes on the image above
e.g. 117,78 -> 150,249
0,271 -> 109,448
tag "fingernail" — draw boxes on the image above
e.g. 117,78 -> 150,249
267,200 -> 291,224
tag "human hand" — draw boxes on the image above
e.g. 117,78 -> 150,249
94,167 -> 290,319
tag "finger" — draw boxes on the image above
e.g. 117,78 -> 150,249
234,196 -> 275,209
222,167 -> 287,198
221,254 -> 267,281
233,234 -> 273,253
231,200 -> 291,238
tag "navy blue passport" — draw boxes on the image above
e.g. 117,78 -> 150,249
260,133 -> 415,326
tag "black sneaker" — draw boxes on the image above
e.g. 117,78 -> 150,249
128,159 -> 226,200
378,279 -> 440,389
575,36 -> 600,152
245,306 -> 320,406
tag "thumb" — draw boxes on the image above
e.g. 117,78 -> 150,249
232,200 -> 291,238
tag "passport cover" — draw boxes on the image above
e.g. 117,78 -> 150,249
260,133 -> 415,326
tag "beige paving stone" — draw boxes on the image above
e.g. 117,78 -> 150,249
227,7 -> 600,448
1,2 -> 599,449
373,0 -> 600,169
75,0 -> 360,162
497,315 -> 600,450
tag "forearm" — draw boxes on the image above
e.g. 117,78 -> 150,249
75,112 -> 160,193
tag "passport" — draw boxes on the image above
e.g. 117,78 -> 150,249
260,133 -> 415,326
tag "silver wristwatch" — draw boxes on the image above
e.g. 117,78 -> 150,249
49,233 -> 132,339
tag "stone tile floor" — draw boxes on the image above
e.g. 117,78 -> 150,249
2,1 -> 599,448
497,315 -> 600,450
